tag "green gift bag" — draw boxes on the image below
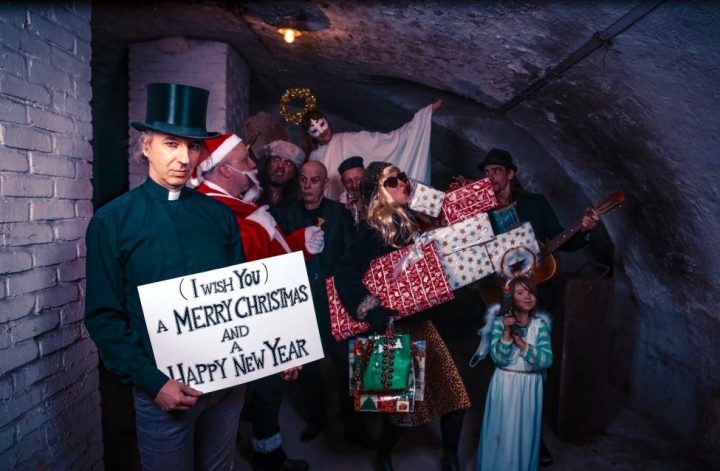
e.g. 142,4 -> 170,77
361,323 -> 412,392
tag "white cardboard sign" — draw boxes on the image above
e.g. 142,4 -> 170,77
138,251 -> 324,393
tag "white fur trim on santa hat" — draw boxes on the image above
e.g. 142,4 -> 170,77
264,140 -> 305,168
200,134 -> 242,173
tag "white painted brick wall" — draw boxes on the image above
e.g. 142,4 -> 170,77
0,2 -> 102,469
127,37 -> 250,188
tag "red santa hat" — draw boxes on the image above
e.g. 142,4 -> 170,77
189,132 -> 242,186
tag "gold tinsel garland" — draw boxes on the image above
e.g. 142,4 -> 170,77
279,87 -> 317,125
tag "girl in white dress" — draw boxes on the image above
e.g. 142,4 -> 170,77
474,276 -> 553,471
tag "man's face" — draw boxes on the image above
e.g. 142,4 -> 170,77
340,167 -> 364,195
307,118 -> 331,143
300,162 -> 327,209
223,145 -> 257,197
268,156 -> 296,186
143,132 -> 202,191
483,164 -> 514,194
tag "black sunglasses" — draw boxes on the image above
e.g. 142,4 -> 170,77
383,172 -> 409,189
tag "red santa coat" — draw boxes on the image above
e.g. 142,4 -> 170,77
197,182 -> 307,261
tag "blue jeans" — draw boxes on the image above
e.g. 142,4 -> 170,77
133,386 -> 243,470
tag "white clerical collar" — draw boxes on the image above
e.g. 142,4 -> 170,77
168,189 -> 181,201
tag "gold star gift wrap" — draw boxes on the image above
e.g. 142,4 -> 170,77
422,213 -> 496,289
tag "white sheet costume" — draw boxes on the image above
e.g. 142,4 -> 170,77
308,104 -> 435,200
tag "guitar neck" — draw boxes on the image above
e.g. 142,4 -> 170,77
540,221 -> 583,257
538,191 -> 623,258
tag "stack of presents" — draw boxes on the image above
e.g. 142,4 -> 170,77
325,177 -> 542,412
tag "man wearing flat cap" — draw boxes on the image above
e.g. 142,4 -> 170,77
84,83 -> 245,469
337,155 -> 366,225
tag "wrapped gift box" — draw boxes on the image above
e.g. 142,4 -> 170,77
327,277 -> 371,341
353,380 -> 415,413
420,213 -> 496,289
350,338 -> 418,413
410,340 -> 426,401
327,242 -> 455,341
484,222 -> 541,277
440,177 -> 498,225
488,204 -> 520,235
438,245 -> 495,289
409,181 -> 446,218
424,212 -> 495,253
363,242 -> 455,317
347,339 -> 426,401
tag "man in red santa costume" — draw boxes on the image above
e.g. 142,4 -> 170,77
192,132 -> 324,260
191,133 -> 322,471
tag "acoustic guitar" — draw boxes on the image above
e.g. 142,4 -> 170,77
529,191 -> 625,284
476,191 -> 624,306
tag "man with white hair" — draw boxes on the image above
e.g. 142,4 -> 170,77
193,133 -> 323,261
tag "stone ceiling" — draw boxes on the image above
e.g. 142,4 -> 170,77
92,0 -> 719,294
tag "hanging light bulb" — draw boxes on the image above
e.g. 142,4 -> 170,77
278,27 -> 301,44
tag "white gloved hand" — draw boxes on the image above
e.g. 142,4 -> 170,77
246,205 -> 277,240
304,226 -> 325,255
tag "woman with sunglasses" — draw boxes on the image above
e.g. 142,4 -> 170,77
334,162 -> 470,471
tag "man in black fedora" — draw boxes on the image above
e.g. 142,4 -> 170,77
85,83 -> 246,470
480,148 -> 598,247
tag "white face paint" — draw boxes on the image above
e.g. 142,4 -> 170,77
307,118 -> 329,139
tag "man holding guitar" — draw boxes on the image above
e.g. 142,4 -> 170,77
480,148 -> 600,251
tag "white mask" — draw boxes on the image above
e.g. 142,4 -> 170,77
307,118 -> 329,139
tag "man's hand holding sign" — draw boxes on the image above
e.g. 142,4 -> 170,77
138,251 -> 324,400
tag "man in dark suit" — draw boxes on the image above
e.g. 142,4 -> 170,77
85,83 -> 246,470
272,161 -> 373,446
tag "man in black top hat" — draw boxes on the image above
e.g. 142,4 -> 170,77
85,83 -> 246,470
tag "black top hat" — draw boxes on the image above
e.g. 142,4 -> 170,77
478,148 -> 517,172
130,83 -> 220,139
338,156 -> 364,175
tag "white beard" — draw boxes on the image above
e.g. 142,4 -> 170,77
241,170 -> 262,203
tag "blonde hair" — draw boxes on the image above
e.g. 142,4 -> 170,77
366,166 -> 419,248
